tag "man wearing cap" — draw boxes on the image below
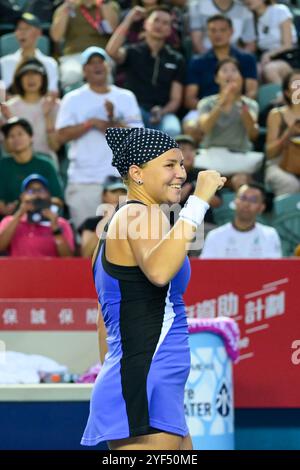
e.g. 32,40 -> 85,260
56,46 -> 143,229
0,174 -> 74,257
0,117 -> 63,218
79,175 -> 127,258
50,0 -> 119,89
0,12 -> 58,94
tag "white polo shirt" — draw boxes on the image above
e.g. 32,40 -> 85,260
201,222 -> 282,259
0,48 -> 59,92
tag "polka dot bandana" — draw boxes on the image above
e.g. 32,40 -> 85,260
105,127 -> 179,176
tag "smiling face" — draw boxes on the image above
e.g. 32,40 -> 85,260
132,148 -> 187,204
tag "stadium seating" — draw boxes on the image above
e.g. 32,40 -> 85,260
0,32 -> 50,56
257,83 -> 282,115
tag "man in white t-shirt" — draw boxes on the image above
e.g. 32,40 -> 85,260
201,183 -> 282,258
56,46 -> 143,229
0,13 -> 58,94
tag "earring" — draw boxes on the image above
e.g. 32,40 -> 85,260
137,180 -> 143,185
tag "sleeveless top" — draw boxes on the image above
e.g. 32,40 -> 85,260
81,201 -> 192,445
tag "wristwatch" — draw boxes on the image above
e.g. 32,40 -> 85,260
52,227 -> 63,236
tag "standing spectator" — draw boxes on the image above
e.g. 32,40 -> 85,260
106,5 -> 185,136
0,174 -> 74,257
0,13 -> 59,95
201,183 -> 282,258
265,70 -> 300,195
56,46 -> 143,229
244,0 -> 297,83
50,0 -> 120,88
0,118 -> 63,218
189,0 -> 256,54
79,175 -> 127,258
1,58 -> 61,168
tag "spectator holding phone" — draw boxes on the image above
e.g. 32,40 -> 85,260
0,174 -> 74,257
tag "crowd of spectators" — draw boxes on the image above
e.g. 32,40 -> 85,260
0,0 -> 300,259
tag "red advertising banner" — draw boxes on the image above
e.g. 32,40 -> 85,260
0,300 -> 98,330
0,258 -> 299,407
185,259 -> 300,408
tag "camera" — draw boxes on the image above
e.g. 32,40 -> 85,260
28,198 -> 51,224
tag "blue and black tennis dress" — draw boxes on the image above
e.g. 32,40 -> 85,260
81,202 -> 191,445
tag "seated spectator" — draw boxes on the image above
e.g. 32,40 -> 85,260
201,183 -> 282,258
175,134 -> 199,205
183,14 -> 258,140
1,58 -> 61,168
175,134 -> 220,207
265,70 -> 300,195
196,58 -> 262,185
0,117 -> 63,218
56,47 -> 143,230
0,174 -> 74,257
245,0 -> 297,83
50,0 -> 120,88
189,0 -> 256,55
0,13 -> 59,95
106,5 -> 185,136
175,133 -> 222,235
79,175 -> 127,258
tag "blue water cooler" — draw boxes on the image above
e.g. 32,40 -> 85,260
185,317 -> 239,450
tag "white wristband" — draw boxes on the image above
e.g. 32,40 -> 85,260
179,195 -> 209,228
